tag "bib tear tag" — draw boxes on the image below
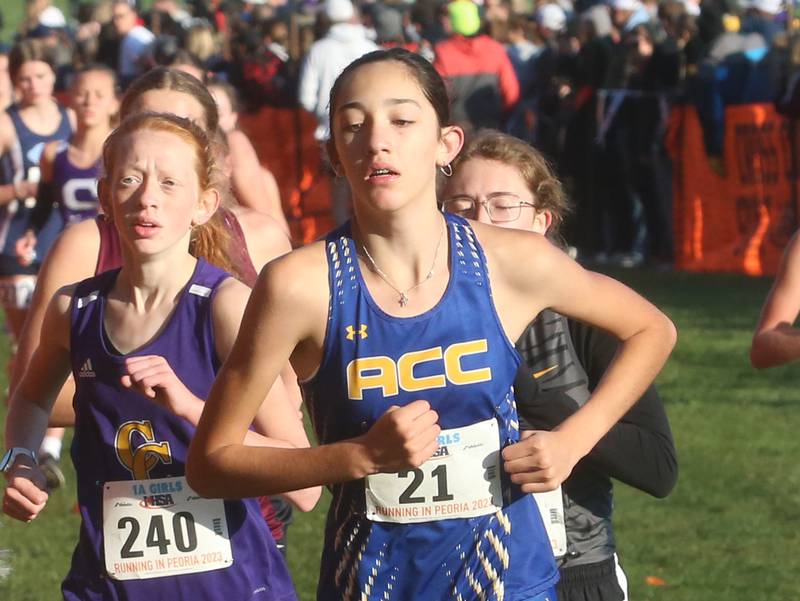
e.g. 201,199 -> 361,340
533,486 -> 567,557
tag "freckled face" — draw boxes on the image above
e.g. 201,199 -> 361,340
109,129 -> 203,257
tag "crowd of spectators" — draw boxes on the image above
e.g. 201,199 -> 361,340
1,0 -> 796,268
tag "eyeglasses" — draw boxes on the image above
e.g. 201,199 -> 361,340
442,194 -> 537,223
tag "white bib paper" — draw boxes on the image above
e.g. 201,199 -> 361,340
103,476 -> 232,580
533,486 -> 567,557
365,418 -> 502,523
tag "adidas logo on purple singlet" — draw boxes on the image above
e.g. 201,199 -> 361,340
78,358 -> 96,378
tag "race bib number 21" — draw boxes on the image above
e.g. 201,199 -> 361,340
103,476 -> 232,580
365,418 -> 503,523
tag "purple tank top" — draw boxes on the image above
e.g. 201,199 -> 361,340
52,142 -> 100,226
64,258 -> 297,601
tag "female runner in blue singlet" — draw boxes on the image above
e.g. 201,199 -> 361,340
0,39 -> 72,384
2,112 -> 316,599
187,47 -> 677,601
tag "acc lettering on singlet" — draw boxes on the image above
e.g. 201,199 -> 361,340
346,338 -> 492,400
115,420 -> 173,480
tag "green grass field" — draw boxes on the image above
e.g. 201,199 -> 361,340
2,1 -> 798,598
1,267 -> 798,600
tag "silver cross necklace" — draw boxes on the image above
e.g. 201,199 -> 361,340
359,218 -> 447,307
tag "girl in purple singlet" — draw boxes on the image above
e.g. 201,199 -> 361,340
2,112 -> 316,600
18,64 -> 118,252
9,67 -> 303,554
12,69 -> 292,424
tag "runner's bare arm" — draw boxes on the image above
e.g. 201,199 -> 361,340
750,231 -> 800,368
228,130 -> 274,215
235,207 -> 292,271
0,113 -> 37,206
187,246 -> 440,499
208,276 -> 321,511
260,166 -> 289,235
476,224 -> 677,492
5,285 -> 73,452
234,210 -> 300,406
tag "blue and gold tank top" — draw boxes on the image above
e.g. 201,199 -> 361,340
302,213 -> 559,600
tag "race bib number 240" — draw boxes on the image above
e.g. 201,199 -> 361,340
103,476 -> 232,580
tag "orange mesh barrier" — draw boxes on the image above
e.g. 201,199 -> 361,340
670,104 -> 800,276
239,107 -> 334,244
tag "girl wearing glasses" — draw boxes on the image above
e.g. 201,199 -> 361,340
443,130 -> 678,601
188,48 -> 676,600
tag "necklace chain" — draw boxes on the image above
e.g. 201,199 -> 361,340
360,218 -> 446,307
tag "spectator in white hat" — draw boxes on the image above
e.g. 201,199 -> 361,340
536,3 -> 568,34
298,0 -> 378,223
21,0 -> 66,37
609,0 -> 652,32
298,0 -> 378,142
740,0 -> 783,43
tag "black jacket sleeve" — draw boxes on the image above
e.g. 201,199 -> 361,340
28,180 -> 56,233
568,319 -> 678,498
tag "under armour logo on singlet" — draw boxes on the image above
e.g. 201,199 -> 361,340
346,324 -> 368,340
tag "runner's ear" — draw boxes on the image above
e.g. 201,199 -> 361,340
437,125 -> 464,170
193,187 -> 220,227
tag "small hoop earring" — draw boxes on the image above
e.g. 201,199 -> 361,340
439,163 -> 453,177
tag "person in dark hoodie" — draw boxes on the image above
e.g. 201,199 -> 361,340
433,0 -> 519,132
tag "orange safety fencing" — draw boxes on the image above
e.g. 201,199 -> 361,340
239,106 -> 334,245
244,102 -> 800,273
667,103 -> 800,276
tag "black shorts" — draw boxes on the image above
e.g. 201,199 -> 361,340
556,556 -> 625,601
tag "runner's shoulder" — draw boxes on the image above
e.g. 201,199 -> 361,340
257,240 -> 328,308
